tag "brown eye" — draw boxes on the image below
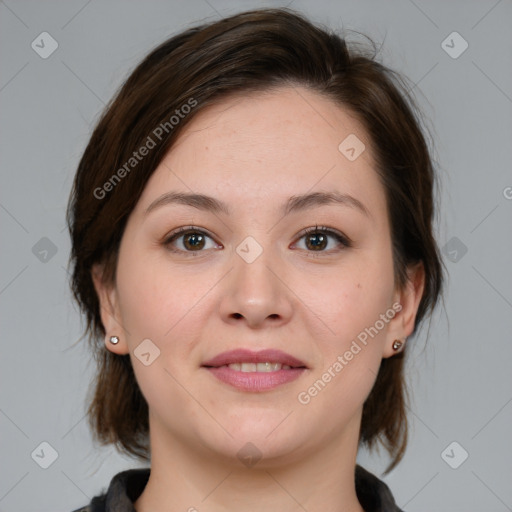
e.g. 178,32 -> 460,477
182,232 -> 206,250
295,226 -> 351,254
164,227 -> 219,254
305,232 -> 328,251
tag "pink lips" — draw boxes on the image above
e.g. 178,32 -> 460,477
202,348 -> 307,368
201,349 -> 308,392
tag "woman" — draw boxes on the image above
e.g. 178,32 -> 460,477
67,8 -> 443,512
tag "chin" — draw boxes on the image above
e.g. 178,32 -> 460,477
205,434 -> 308,469
208,416 -> 312,462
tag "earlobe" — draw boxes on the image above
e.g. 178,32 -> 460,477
91,264 -> 130,355
105,334 -> 129,354
392,339 -> 404,352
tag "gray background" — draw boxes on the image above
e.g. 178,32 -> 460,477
1,0 -> 511,511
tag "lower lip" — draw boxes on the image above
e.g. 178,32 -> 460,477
204,366 -> 306,392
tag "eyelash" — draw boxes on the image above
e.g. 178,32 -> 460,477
163,225 -> 351,256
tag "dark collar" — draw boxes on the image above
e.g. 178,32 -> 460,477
74,465 -> 403,512
355,465 -> 404,512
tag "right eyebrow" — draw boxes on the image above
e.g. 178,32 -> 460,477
144,190 -> 371,220
144,192 -> 230,216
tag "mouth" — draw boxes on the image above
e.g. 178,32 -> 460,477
201,348 -> 308,370
201,349 -> 308,392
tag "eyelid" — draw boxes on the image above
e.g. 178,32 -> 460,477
163,225 -> 220,246
293,225 -> 352,250
163,225 -> 351,254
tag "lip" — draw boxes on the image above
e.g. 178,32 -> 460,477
204,366 -> 306,392
201,349 -> 308,368
201,349 -> 308,393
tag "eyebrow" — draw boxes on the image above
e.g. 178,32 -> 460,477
144,190 -> 371,218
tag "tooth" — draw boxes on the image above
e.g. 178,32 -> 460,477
256,363 -> 267,372
225,362 -> 291,372
256,362 -> 282,372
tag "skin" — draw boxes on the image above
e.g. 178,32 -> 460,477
93,86 -> 424,512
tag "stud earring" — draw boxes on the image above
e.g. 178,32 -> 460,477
392,339 -> 404,351
109,335 -> 120,345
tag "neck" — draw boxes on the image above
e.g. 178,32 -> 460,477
134,414 -> 365,512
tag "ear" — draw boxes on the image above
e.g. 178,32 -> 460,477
91,263 -> 130,355
382,261 -> 425,358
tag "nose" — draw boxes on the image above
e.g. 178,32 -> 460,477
219,245 -> 294,329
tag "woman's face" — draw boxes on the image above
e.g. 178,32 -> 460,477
95,86 -> 421,466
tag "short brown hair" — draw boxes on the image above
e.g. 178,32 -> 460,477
66,8 -> 444,472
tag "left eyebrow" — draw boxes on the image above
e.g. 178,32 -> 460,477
284,191 -> 371,219
144,190 -> 371,219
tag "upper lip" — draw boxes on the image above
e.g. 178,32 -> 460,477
202,349 -> 308,368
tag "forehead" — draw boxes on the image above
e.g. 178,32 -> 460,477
136,86 -> 386,217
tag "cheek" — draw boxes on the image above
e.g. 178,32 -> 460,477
293,251 -> 395,405
298,255 -> 395,347
299,254 -> 395,406
294,268 -> 393,427
114,245 -> 201,419
115,240 -> 203,341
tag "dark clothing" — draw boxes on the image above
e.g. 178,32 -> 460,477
72,465 -> 404,512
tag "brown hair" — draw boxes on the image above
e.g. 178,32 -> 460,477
66,7 -> 444,472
